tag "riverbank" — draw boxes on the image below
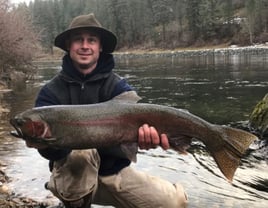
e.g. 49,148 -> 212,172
0,163 -> 58,207
113,44 -> 268,60
33,44 -> 268,63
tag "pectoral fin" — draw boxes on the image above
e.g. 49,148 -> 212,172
169,135 -> 192,154
120,143 -> 138,162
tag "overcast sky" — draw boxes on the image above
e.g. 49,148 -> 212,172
11,0 -> 32,5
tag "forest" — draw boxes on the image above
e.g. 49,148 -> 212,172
29,0 -> 268,52
0,0 -> 268,81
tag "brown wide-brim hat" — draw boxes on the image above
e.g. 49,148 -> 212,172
54,13 -> 117,53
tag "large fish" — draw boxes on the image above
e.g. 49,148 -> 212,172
10,92 -> 257,182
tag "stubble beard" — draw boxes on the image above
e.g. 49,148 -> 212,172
76,59 -> 98,74
79,63 -> 93,70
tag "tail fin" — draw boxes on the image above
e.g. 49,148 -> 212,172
212,126 -> 258,182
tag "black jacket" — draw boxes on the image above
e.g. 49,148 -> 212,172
35,53 -> 134,175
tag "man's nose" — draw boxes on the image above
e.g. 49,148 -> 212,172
81,39 -> 90,48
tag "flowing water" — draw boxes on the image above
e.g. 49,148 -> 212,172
0,53 -> 267,207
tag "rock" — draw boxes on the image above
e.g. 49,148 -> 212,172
0,184 -> 9,194
0,81 -> 7,90
0,106 -> 10,114
9,71 -> 26,83
249,93 -> 268,137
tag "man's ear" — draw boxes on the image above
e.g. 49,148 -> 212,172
99,39 -> 103,52
65,39 -> 70,51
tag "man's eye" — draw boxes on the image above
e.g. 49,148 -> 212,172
73,37 -> 83,42
88,38 -> 97,43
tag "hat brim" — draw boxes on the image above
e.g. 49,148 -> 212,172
54,26 -> 117,53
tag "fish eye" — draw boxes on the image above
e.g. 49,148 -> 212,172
16,118 -> 25,126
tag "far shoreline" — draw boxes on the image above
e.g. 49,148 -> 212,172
34,44 -> 268,63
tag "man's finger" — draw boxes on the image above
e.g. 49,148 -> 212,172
150,126 -> 160,147
138,126 -> 146,149
160,134 -> 170,150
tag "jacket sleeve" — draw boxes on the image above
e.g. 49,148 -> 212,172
35,85 -> 61,107
111,78 -> 134,98
35,85 -> 72,161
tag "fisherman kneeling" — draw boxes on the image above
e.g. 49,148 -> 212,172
26,14 -> 188,208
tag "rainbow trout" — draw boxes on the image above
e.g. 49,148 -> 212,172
10,92 -> 257,181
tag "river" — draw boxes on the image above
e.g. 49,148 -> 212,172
0,53 -> 268,207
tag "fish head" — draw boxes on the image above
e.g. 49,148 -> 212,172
10,110 -> 51,140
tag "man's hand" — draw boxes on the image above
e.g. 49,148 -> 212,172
138,124 -> 169,150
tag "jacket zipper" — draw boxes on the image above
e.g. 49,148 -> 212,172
81,82 -> 85,90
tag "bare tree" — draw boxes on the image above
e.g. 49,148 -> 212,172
0,0 -> 39,81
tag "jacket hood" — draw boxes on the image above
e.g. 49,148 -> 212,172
60,53 -> 115,82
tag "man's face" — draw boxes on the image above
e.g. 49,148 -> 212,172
67,29 -> 102,75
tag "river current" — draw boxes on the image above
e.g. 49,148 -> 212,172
0,53 -> 267,207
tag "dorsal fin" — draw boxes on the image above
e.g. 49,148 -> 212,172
112,91 -> 142,103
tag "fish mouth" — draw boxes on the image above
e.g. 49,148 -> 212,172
10,118 -> 24,138
10,130 -> 23,138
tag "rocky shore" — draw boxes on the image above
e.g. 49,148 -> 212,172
0,164 -> 59,208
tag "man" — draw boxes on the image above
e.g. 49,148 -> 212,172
28,13 -> 188,208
